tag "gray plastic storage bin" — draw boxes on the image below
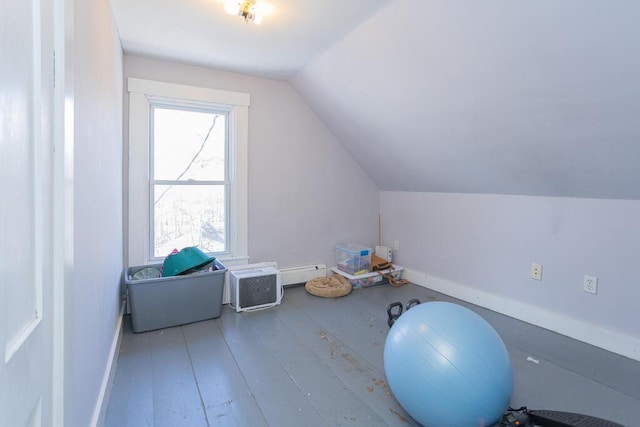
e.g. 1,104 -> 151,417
125,259 -> 227,333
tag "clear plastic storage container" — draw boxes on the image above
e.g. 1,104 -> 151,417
335,244 -> 373,275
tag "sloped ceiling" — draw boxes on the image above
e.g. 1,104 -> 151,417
292,0 -> 640,199
112,0 -> 640,199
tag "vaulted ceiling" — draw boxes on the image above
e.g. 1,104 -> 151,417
112,0 -> 640,199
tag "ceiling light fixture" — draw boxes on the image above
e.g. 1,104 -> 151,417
224,0 -> 263,25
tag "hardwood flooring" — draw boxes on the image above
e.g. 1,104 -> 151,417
105,283 -> 639,426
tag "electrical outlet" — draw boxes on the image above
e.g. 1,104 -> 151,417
393,240 -> 400,251
584,275 -> 598,295
530,263 -> 542,280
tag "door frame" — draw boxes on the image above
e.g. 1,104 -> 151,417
52,0 -> 73,424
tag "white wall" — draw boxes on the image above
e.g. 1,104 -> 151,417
66,0 -> 124,425
124,55 -> 380,269
380,191 -> 640,360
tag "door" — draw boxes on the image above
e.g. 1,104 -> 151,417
0,0 -> 56,424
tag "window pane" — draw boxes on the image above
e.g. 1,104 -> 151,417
153,184 -> 226,257
152,106 -> 226,181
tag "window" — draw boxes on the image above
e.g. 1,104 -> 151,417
128,78 -> 249,265
150,103 -> 228,256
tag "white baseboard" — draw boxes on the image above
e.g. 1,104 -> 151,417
91,303 -> 125,427
279,264 -> 326,287
404,268 -> 640,362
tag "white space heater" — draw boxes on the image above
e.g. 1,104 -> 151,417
229,267 -> 282,312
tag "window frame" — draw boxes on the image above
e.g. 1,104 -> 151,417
127,77 -> 249,266
149,101 -> 230,257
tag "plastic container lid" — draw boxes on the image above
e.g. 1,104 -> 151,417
335,244 -> 372,256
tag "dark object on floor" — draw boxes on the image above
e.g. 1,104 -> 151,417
528,409 -> 625,427
495,409 -> 532,426
495,407 -> 625,427
387,302 -> 403,327
386,299 -> 421,327
406,298 -> 420,310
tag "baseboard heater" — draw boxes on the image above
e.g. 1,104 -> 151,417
279,264 -> 327,287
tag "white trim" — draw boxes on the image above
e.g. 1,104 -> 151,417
52,0 -> 74,424
218,255 -> 252,267
127,89 -> 149,264
91,304 -> 125,427
4,317 -> 42,363
128,78 -> 250,106
31,0 -> 44,355
127,78 -> 250,266
4,0 -> 45,364
404,267 -> 640,362
228,104 -> 249,259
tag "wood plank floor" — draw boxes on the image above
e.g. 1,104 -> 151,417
105,283 -> 639,426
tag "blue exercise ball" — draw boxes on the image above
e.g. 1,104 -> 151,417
383,301 -> 513,427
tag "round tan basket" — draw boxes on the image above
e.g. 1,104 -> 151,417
305,274 -> 352,298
